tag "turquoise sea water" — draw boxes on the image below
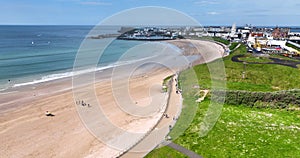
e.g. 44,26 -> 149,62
0,25 -> 147,90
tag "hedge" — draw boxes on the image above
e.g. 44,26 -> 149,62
212,89 -> 300,109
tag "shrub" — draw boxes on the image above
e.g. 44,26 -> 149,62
213,89 -> 300,109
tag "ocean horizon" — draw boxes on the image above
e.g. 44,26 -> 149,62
1,25 -> 299,91
0,25 -> 149,91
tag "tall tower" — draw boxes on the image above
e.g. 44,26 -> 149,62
231,23 -> 236,37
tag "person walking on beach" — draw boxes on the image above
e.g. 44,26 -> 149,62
7,79 -> 12,89
45,111 -> 54,117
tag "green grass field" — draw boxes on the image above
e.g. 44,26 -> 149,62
146,43 -> 300,158
193,45 -> 300,91
212,37 -> 230,45
229,42 -> 239,50
147,97 -> 300,158
196,36 -> 230,46
238,54 -> 273,63
270,54 -> 300,62
174,99 -> 300,158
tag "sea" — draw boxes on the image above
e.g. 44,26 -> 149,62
0,25 -> 154,91
2,25 -> 298,92
291,27 -> 300,33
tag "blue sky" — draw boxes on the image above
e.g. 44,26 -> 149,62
1,0 -> 299,26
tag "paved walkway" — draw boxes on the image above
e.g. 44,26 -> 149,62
167,142 -> 203,158
121,76 -> 182,158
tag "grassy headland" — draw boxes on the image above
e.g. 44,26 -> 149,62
173,99 -> 300,157
193,45 -> 300,91
146,43 -> 300,157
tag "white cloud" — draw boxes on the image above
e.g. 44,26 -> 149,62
206,12 -> 220,15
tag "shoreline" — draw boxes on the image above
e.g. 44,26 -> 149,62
1,66 -> 174,157
120,39 -> 225,157
0,39 -> 225,157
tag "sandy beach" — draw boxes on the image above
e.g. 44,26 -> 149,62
1,67 -> 173,157
0,39 -> 225,158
